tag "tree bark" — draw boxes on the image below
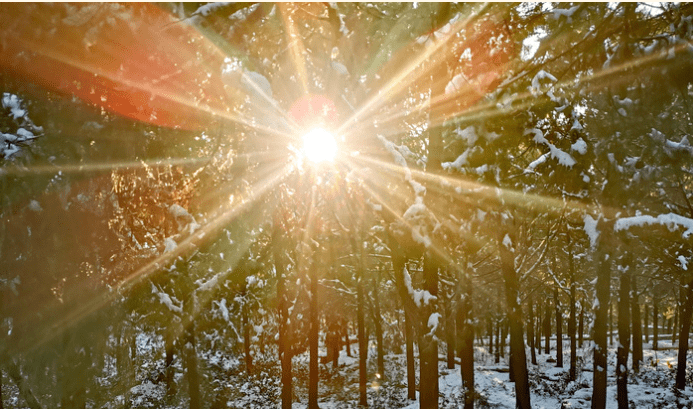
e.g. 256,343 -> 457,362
544,299 -> 551,355
274,237 -> 293,409
445,292 -> 455,370
242,297 -> 253,375
644,304 -> 649,343
616,270 -> 630,409
459,265 -> 475,409
165,331 -> 176,397
653,299 -> 659,351
405,310 -> 416,400
591,219 -> 612,409
528,299 -> 537,365
568,228 -> 577,380
675,279 -> 693,390
536,303 -> 542,353
630,276 -> 643,373
357,271 -> 368,407
186,324 -> 201,409
555,286 -> 563,368
498,227 -> 531,409
372,268 -> 386,379
488,318 -> 494,357
494,321 -> 500,364
419,250 -> 439,409
308,258 -> 320,409
579,302 -> 585,348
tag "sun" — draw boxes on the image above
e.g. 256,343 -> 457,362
301,128 -> 337,163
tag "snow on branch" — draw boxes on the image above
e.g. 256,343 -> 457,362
151,283 -> 183,314
615,213 -> 693,238
524,128 -> 576,168
403,266 -> 436,308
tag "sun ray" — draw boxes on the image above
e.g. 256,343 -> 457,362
278,3 -> 310,97
16,159 -> 295,355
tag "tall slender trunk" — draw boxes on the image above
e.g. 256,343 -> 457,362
616,270 -> 630,409
555,286 -> 563,368
405,310 -> 416,400
528,299 -> 537,365
644,304 -> 649,343
544,299 -> 551,355
308,259 -> 320,409
488,318 -> 494,356
274,238 -> 293,409
420,251 -> 439,409
165,331 -> 175,397
500,319 -> 507,359
459,264 -> 475,409
673,291 -> 679,345
357,272 -> 368,407
186,324 -> 201,409
568,228 -> 577,380
675,279 -> 693,390
494,321 -> 500,364
373,268 -> 386,380
653,300 -> 659,351
536,303 -> 542,353
630,276 -> 643,373
242,297 -> 253,375
446,292 -> 455,370
591,219 -> 612,409
498,226 -> 531,409
609,301 -> 614,347
579,302 -> 585,348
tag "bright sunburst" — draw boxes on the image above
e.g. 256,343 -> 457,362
301,128 -> 337,163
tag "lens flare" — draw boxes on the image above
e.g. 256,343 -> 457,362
301,128 -> 337,163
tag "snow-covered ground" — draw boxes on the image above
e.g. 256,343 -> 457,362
284,338 -> 693,409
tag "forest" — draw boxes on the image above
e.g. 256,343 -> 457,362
1,2 -> 693,409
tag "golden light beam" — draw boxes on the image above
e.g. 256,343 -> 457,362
18,159 -> 295,355
0,157 -> 209,176
278,3 -> 310,97
335,4 -> 489,138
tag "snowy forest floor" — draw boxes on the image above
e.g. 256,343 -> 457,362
279,340 -> 693,409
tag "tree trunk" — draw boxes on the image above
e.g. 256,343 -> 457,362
488,318 -> 494,357
419,251 -> 439,409
616,270 -> 630,409
675,279 -> 693,390
544,299 -> 551,355
555,286 -> 563,368
630,276 -> 643,373
6,359 -> 43,409
242,298 -> 253,375
357,272 -> 368,407
445,293 -> 455,370
653,300 -> 659,351
644,304 -> 649,343
500,319 -> 507,359
373,268 -> 386,380
499,227 -> 531,409
609,301 -> 614,347
459,265 -> 475,409
494,321 -> 500,364
536,303 -> 542,353
344,321 -> 352,357
528,299 -> 537,365
274,238 -> 293,409
405,310 -> 416,400
308,259 -> 320,409
579,302 -> 585,348
591,220 -> 612,409
165,331 -> 175,397
186,325 -> 201,409
568,229 -> 577,380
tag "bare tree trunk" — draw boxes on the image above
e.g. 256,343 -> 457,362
653,300 -> 659,351
675,279 -> 693,390
579,302 -> 585,348
673,291 -> 679,346
372,269 -> 386,379
357,271 -> 368,407
591,219 -> 612,409
567,228 -> 577,380
458,265 -> 475,409
445,291 -> 455,370
165,331 -> 176,397
308,256 -> 320,409
631,276 -> 643,373
6,359 -> 43,409
186,324 -> 201,409
609,301 -> 614,347
405,310 -> 416,400
544,299 -> 551,355
528,300 -> 537,365
488,318 -> 494,357
494,321 -> 500,364
644,304 -> 649,343
616,270 -> 630,409
274,237 -> 293,409
536,303 -> 542,353
242,297 -> 253,375
499,226 -> 531,409
555,286 -> 563,368
419,251 -> 439,409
